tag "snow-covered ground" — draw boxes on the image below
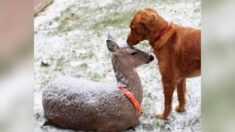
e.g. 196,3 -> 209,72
34,0 -> 201,131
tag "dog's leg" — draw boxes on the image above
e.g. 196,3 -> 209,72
156,77 -> 176,119
175,78 -> 186,112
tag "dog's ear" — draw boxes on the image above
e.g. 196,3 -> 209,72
139,11 -> 157,32
144,8 -> 159,14
107,40 -> 119,52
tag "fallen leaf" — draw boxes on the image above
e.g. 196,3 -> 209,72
65,17 -> 71,21
104,67 -> 112,74
147,93 -> 152,97
35,113 -> 40,119
73,74 -> 84,78
193,8 -> 200,13
41,61 -> 49,66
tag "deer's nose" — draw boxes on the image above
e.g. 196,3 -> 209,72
147,55 -> 154,63
150,55 -> 154,61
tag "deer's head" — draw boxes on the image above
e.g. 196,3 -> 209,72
107,32 -> 154,68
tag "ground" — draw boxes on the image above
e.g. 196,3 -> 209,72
34,0 -> 201,131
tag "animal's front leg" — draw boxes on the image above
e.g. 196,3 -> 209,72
156,77 -> 176,119
175,78 -> 186,112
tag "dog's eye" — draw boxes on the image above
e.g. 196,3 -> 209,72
131,52 -> 138,56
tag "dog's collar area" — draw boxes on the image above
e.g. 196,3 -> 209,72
155,24 -> 170,43
118,86 -> 141,116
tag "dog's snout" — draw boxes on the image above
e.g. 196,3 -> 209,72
127,34 -> 138,46
127,36 -> 132,45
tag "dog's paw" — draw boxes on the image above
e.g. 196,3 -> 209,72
175,106 -> 185,112
156,114 -> 168,120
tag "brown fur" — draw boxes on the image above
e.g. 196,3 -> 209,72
127,8 -> 201,119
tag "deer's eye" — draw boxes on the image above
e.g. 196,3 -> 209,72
131,52 -> 138,56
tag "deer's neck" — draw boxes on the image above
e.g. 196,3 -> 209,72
112,56 -> 143,102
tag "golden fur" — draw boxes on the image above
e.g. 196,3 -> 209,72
127,8 -> 201,119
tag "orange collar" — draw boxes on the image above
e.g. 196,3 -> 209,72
118,86 -> 141,116
155,24 -> 170,43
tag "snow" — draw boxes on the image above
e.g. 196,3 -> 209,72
34,0 -> 201,131
42,76 -> 125,117
43,76 -> 120,105
108,32 -> 129,48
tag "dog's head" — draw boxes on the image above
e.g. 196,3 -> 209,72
127,8 -> 166,46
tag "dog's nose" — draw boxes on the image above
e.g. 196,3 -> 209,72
127,35 -> 136,46
127,38 -> 132,46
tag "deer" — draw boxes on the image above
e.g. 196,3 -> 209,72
42,32 -> 154,132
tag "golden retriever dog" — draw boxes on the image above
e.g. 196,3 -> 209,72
127,8 -> 201,119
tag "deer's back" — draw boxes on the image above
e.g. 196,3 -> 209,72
42,76 -> 138,130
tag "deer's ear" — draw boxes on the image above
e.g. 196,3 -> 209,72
107,40 -> 119,52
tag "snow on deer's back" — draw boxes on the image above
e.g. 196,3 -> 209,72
43,76 -> 125,118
